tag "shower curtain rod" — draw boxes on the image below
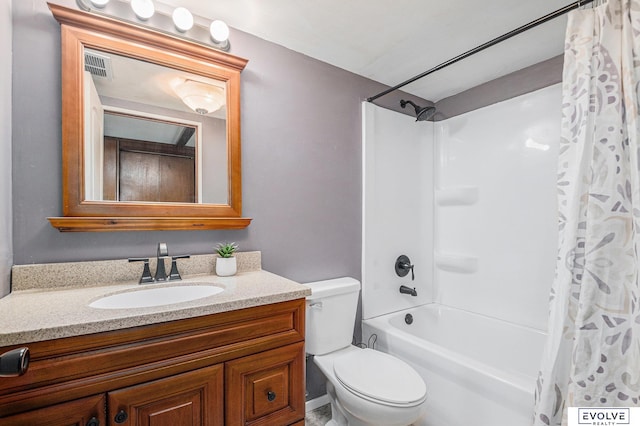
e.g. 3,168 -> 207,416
366,0 -> 595,103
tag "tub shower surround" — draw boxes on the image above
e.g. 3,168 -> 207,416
362,84 -> 561,426
361,103 -> 434,320
434,84 -> 560,331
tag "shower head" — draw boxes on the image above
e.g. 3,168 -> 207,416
400,99 -> 436,122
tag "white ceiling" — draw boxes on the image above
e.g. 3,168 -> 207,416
157,0 -> 571,102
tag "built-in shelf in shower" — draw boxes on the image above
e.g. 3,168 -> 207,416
435,252 -> 478,273
435,186 -> 479,206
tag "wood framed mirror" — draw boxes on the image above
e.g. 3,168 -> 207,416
47,3 -> 251,231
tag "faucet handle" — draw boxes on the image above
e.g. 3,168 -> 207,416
169,255 -> 191,281
128,258 -> 154,284
395,255 -> 415,281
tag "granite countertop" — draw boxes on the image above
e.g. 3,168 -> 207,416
0,270 -> 311,347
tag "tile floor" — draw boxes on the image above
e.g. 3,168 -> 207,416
305,403 -> 332,425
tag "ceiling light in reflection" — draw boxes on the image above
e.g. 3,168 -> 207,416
174,79 -> 225,115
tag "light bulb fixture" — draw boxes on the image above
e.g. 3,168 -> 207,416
89,0 -> 109,8
77,0 -> 231,52
172,7 -> 193,32
210,20 -> 230,43
174,80 -> 225,115
131,0 -> 155,21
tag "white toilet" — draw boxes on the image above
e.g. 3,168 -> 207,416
305,277 -> 427,426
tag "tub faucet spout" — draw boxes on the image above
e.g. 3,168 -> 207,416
399,285 -> 417,296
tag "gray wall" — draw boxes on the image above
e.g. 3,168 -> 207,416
434,55 -> 563,119
1,0 -> 11,298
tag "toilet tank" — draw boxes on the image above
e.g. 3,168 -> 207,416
305,277 -> 360,355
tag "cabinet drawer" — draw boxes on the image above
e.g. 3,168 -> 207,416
226,342 -> 304,426
0,394 -> 105,426
108,364 -> 224,426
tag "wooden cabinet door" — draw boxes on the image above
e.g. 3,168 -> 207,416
107,364 -> 223,426
226,342 -> 305,426
0,394 -> 105,426
119,150 -> 195,203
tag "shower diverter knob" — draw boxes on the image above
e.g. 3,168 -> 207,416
395,255 -> 415,281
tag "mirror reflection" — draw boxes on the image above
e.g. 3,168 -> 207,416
83,48 -> 228,204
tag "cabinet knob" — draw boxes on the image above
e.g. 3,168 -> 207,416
267,391 -> 277,402
86,417 -> 100,426
114,409 -> 128,424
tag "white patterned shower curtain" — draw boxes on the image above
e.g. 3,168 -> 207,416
533,1 -> 640,425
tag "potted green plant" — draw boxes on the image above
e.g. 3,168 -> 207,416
215,242 -> 238,276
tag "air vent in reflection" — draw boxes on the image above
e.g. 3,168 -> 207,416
84,50 -> 113,80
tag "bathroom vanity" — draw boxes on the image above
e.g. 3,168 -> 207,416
0,254 -> 309,426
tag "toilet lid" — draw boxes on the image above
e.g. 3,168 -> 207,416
333,348 -> 427,406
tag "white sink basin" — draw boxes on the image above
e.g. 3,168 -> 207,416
89,285 -> 224,309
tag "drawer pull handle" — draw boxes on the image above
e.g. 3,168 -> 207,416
86,417 -> 100,426
114,409 -> 128,424
267,391 -> 277,402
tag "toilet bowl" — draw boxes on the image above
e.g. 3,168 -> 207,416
305,277 -> 427,426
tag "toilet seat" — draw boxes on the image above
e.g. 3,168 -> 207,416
333,348 -> 427,407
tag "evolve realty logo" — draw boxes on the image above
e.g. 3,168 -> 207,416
576,408 -> 631,426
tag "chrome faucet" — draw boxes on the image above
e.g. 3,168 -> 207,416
399,285 -> 418,296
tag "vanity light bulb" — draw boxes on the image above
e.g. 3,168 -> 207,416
89,0 -> 110,8
209,20 -> 230,43
172,7 -> 193,32
131,0 -> 155,21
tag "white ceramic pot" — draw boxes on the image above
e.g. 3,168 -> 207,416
216,256 -> 237,276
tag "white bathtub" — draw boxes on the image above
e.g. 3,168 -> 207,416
362,304 -> 547,426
